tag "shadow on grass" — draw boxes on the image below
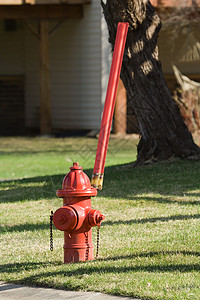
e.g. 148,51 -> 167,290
0,222 -> 50,233
0,261 -> 62,274
124,195 -> 200,206
1,251 -> 200,284
0,174 -> 64,203
1,251 -> 199,295
99,250 -> 200,261
103,213 -> 200,226
2,212 -> 199,235
2,251 -> 199,273
2,213 -> 200,234
1,160 -> 200,204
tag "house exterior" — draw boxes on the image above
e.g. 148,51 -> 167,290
0,0 -> 199,135
0,0 -> 110,135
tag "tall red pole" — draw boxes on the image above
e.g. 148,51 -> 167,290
91,22 -> 129,190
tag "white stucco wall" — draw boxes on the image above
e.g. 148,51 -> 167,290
24,0 -> 102,131
0,0 -> 104,132
101,10 -> 112,108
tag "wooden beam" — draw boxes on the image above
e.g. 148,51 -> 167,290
0,0 -> 23,4
0,5 -> 83,19
0,0 -> 90,4
24,21 -> 40,38
39,20 -> 51,135
114,79 -> 127,135
26,0 -> 90,4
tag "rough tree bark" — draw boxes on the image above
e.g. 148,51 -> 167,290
102,0 -> 200,165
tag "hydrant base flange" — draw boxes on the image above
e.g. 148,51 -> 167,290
63,247 -> 94,263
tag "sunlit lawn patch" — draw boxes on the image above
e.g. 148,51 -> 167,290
0,136 -> 200,300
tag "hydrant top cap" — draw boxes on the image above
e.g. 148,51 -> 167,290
56,162 -> 97,198
70,162 -> 83,170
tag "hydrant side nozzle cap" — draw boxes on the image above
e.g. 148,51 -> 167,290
88,209 -> 105,227
100,214 -> 105,221
53,206 -> 77,231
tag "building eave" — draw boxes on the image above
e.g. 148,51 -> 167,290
0,4 -> 84,19
151,0 -> 200,7
0,0 -> 90,5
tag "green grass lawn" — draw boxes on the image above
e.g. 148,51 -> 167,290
0,136 -> 200,300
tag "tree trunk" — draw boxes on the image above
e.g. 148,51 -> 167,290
102,0 -> 200,165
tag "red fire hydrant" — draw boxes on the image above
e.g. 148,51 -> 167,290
53,162 -> 104,263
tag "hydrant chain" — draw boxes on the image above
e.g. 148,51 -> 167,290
95,225 -> 100,259
50,210 -> 54,251
85,232 -> 89,261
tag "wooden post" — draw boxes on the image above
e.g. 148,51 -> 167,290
114,78 -> 127,135
39,20 -> 51,135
